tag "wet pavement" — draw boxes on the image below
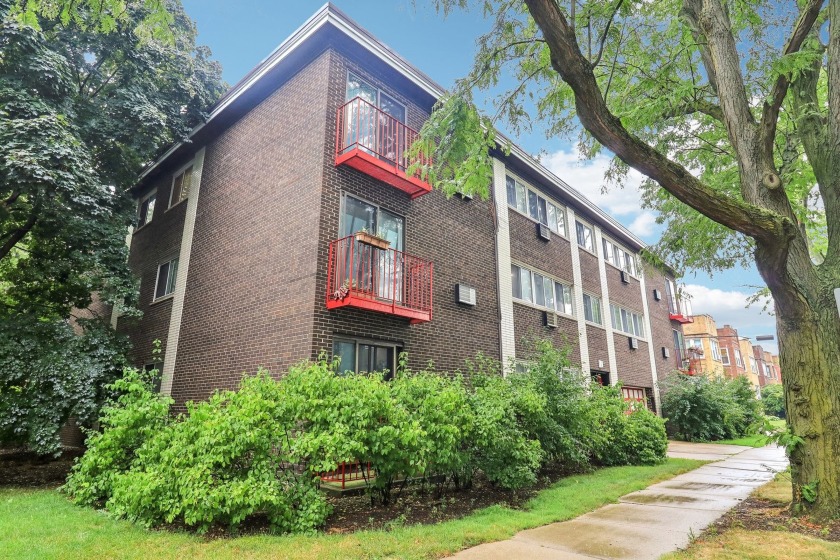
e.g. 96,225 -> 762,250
448,441 -> 788,560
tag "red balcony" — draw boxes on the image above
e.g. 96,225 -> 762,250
335,97 -> 433,199
326,235 -> 433,324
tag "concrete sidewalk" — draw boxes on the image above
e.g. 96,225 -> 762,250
448,442 -> 788,560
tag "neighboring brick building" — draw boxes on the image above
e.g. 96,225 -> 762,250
115,5 -> 686,414
716,324 -> 747,379
682,314 -> 724,376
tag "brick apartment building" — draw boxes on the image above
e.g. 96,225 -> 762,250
115,4 -> 689,413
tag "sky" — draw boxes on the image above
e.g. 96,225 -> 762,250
180,0 -> 779,352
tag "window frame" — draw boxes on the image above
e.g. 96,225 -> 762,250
734,348 -> 744,368
331,336 -> 402,379
749,355 -> 758,373
505,173 -> 567,238
582,292 -> 603,326
510,262 -> 575,317
710,339 -> 722,361
609,303 -> 645,338
339,192 -> 406,247
346,71 -> 408,122
136,189 -> 157,230
575,220 -> 597,255
602,236 -> 638,277
153,256 -> 179,302
720,347 -> 731,365
168,160 -> 195,210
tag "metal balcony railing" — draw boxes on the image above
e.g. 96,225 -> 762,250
335,96 -> 433,198
326,235 -> 433,324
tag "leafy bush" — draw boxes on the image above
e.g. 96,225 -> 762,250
0,316 -> 129,456
761,384 -> 786,418
620,409 -> 668,464
63,365 -> 171,506
661,372 -> 762,441
106,371 -> 330,533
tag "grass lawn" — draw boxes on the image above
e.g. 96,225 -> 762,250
0,458 -> 703,560
709,418 -> 787,448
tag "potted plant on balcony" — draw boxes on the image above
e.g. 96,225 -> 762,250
354,228 -> 390,250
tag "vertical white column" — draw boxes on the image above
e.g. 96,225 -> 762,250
594,227 -> 618,384
160,148 -> 205,396
492,159 -> 517,374
638,272 -> 662,413
110,228 -> 134,329
565,208 -> 590,374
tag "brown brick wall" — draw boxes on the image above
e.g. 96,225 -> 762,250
578,250 -> 600,293
605,262 -> 642,310
308,51 -> 501,374
644,268 -> 685,373
512,302 -> 581,365
587,325 -> 610,375
508,209 -> 575,280
118,168 -> 189,367
169,52 -> 333,404
717,325 -> 745,379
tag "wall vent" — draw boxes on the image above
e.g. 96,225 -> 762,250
544,311 -> 558,328
620,270 -> 630,284
629,337 -> 639,350
537,223 -> 551,241
653,288 -> 662,301
456,284 -> 476,306
662,346 -> 670,358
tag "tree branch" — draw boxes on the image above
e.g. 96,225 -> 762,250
759,0 -> 824,159
663,98 -> 724,122
523,0 -> 785,244
591,0 -> 624,68
0,212 -> 38,262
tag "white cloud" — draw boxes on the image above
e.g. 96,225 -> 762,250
682,284 -> 778,352
540,148 -> 660,241
628,212 -> 657,237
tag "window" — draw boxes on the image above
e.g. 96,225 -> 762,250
749,356 -> 758,373
332,338 -> 401,380
583,293 -> 602,325
609,303 -> 645,338
154,257 -> 179,300
602,237 -> 637,276
734,348 -> 743,367
137,190 -> 156,228
673,329 -> 685,363
169,165 -> 193,208
720,347 -> 730,365
710,339 -> 721,361
576,221 -> 596,254
506,176 -> 566,236
511,264 -> 574,316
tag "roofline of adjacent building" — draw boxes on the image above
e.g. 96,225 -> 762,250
137,2 -> 648,252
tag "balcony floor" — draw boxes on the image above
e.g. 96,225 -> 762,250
326,294 -> 431,324
336,148 -> 432,199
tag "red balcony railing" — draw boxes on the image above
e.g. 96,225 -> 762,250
335,96 -> 433,199
326,235 -> 433,324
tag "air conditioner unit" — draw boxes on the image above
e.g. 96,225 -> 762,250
662,347 -> 670,358
629,337 -> 639,350
455,189 -> 473,200
537,222 -> 551,241
544,311 -> 558,328
653,288 -> 662,301
455,284 -> 476,306
620,270 -> 630,284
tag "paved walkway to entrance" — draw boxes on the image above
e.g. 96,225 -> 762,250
448,441 -> 788,560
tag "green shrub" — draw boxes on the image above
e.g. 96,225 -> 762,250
62,366 -> 171,506
465,371 -> 543,489
761,383 -> 786,418
107,371 -> 330,533
620,408 -> 668,465
661,373 -> 762,441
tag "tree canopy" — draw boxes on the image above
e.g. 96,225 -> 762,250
0,0 -> 224,453
421,0 -> 839,517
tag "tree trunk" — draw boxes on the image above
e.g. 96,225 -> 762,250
756,252 -> 840,518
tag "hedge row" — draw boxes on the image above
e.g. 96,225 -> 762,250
64,341 -> 667,534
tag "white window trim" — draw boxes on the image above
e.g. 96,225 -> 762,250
710,339 -> 722,361
135,189 -> 157,231
575,219 -> 597,256
602,235 -> 640,278
721,347 -> 731,365
153,257 -> 179,303
582,291 -> 604,326
505,172 -> 568,238
346,70 -> 408,121
167,160 -> 195,210
608,302 -> 646,340
510,261 -> 575,318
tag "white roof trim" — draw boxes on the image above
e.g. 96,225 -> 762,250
138,3 -> 646,250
